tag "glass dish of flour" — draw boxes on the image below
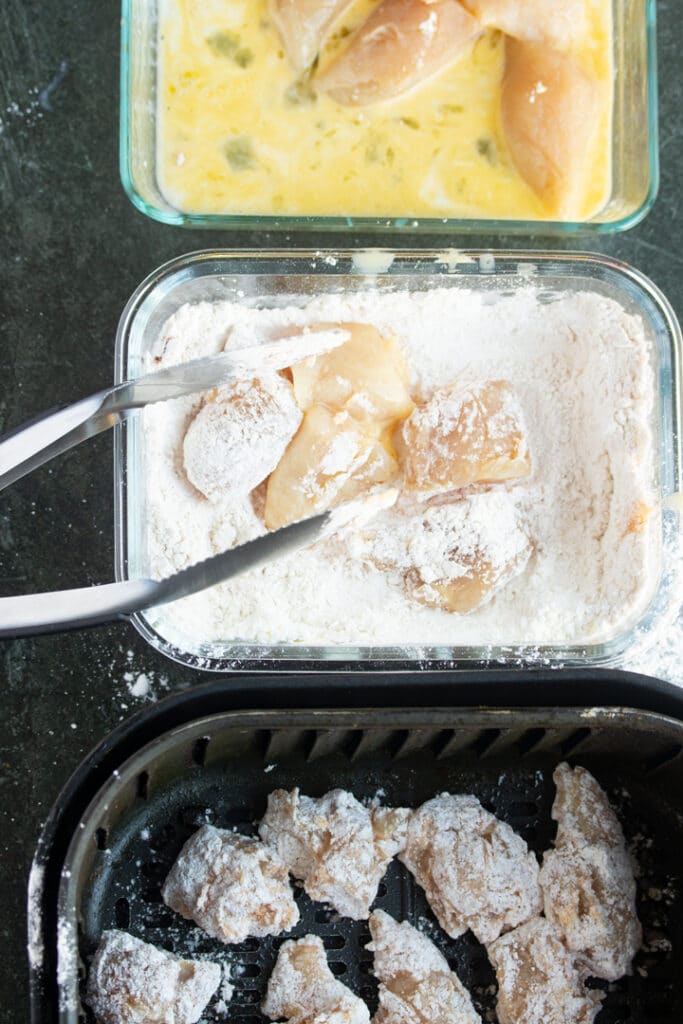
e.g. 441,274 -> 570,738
114,252 -> 683,671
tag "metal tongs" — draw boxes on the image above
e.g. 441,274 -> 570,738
0,329 -> 349,638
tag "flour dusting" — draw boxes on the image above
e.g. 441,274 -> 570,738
140,286 -> 659,649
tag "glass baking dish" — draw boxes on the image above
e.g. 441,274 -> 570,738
120,0 -> 659,234
114,249 -> 682,672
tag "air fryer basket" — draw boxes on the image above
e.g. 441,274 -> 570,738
53,698 -> 683,1024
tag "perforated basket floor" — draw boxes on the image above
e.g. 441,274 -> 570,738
65,709 -> 683,1024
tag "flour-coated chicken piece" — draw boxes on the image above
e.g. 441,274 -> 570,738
400,793 -> 541,943
368,909 -> 482,1023
539,763 -> 642,981
85,930 -> 221,1024
263,935 -> 370,1024
260,788 -> 411,919
487,918 -> 604,1024
161,824 -> 299,944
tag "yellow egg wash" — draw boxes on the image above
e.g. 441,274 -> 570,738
157,0 -> 612,220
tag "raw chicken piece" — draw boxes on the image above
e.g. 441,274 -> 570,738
401,380 -> 531,497
461,0 -> 588,50
263,934 -> 370,1024
501,38 -> 599,219
541,845 -> 641,983
264,404 -> 399,530
349,491 -> 531,614
183,374 -> 302,502
270,0 -> 355,73
549,762 -> 625,848
368,909 -> 482,1024
267,321 -> 412,528
317,0 -> 481,106
487,918 -> 604,1024
259,788 -> 411,919
539,763 -> 642,981
85,930 -> 221,1024
400,793 -> 541,943
290,322 -> 413,426
161,824 -> 299,944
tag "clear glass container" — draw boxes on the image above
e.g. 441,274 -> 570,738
114,249 -> 682,672
120,0 -> 659,234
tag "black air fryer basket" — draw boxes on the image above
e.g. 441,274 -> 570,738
30,670 -> 683,1023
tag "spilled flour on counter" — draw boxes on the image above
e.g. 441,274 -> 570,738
140,286 -> 659,649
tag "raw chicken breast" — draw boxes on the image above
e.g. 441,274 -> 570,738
317,0 -> 481,106
350,492 -> 532,615
161,825 -> 299,944
86,930 -> 221,1024
368,910 -> 482,1024
487,918 -> 604,1024
269,0 -> 355,73
461,0 -> 588,50
501,38 -> 599,218
263,404 -> 400,530
400,793 -> 542,943
263,935 -> 370,1024
401,380 -> 531,498
259,788 -> 411,919
539,763 -> 642,982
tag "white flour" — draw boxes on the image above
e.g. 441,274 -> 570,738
630,614 -> 683,684
182,374 -> 302,502
346,492 -> 532,612
141,286 -> 660,650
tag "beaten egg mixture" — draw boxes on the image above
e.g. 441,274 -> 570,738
157,0 -> 612,220
157,0 -> 610,222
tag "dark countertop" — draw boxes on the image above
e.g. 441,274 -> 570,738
0,1 -> 681,1019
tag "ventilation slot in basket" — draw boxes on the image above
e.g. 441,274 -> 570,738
191,737 -> 210,766
114,897 -> 130,930
516,727 -> 547,756
136,772 -> 149,799
559,727 -> 592,756
642,744 -> 683,775
470,728 -> 501,758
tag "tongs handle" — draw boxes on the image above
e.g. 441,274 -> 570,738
0,379 -> 185,492
0,578 -> 159,638
0,329 -> 349,494
0,511 -> 329,637
0,389 -> 120,493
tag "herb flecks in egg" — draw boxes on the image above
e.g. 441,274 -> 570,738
206,31 -> 253,68
224,136 -> 255,171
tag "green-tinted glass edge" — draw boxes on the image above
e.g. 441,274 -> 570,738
118,0 -> 660,235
